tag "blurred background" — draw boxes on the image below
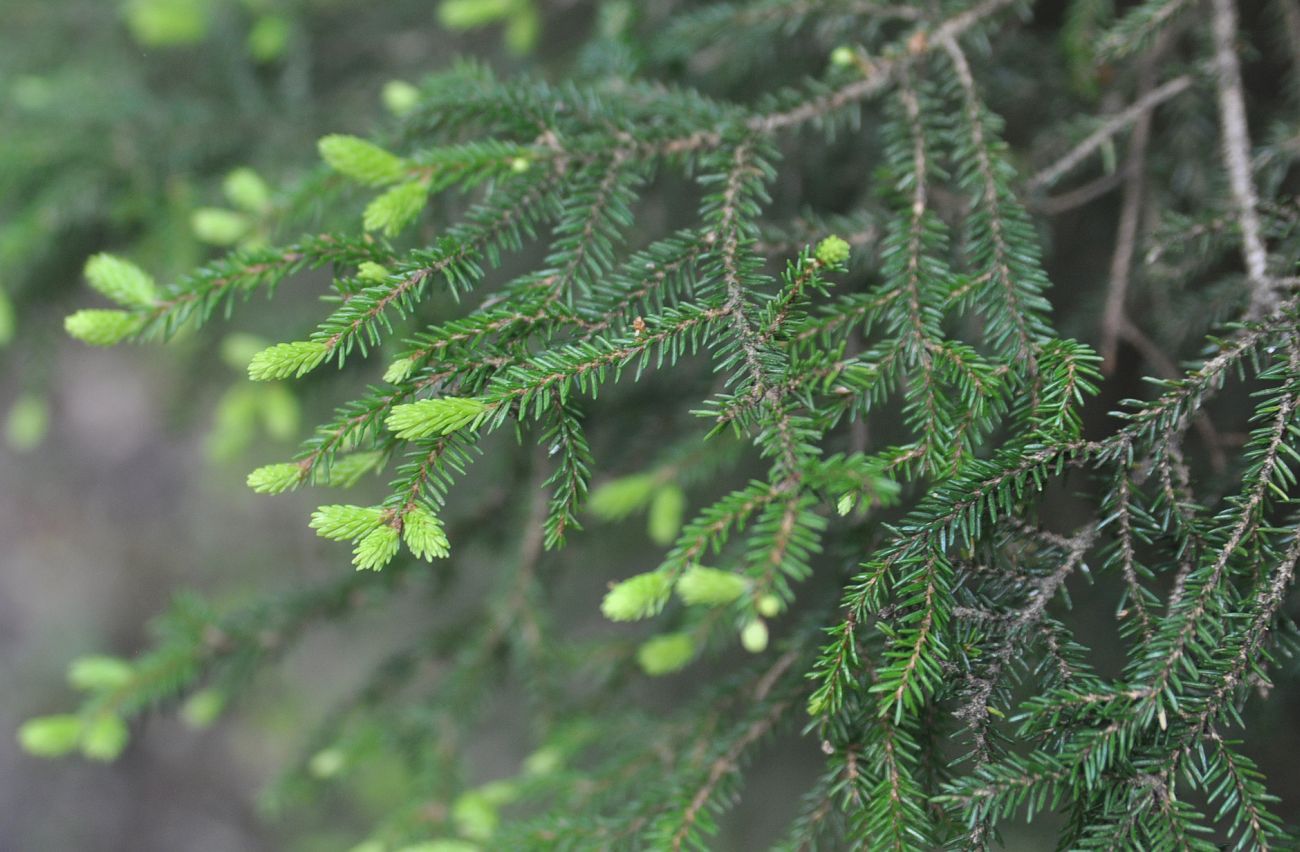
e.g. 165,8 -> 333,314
0,2 -> 550,849
4,1 -> 1300,850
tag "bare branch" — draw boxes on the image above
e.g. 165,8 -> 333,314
1028,75 -> 1193,191
1210,0 -> 1274,316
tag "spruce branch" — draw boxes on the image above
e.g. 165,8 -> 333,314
43,0 -> 1300,846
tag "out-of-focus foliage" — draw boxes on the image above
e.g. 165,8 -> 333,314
0,0 -> 446,459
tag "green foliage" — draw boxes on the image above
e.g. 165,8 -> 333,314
675,565 -> 749,606
385,397 -> 485,439
353,526 -> 401,571
36,0 -> 1300,847
637,632 -> 697,676
191,207 -> 251,246
64,309 -> 144,346
364,181 -> 432,236
80,714 -> 129,761
84,254 -> 157,308
402,506 -> 451,561
600,571 -> 672,622
310,504 -> 385,542
247,462 -> 303,495
318,135 -> 410,187
17,715 -> 83,758
67,657 -> 134,692
247,341 -> 329,381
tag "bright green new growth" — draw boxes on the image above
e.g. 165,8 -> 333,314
383,356 -> 418,384
318,134 -> 409,186
67,656 -> 134,692
586,473 -> 659,520
813,234 -> 851,266
385,397 -> 485,439
675,565 -> 748,606
247,341 -> 328,381
17,715 -> 82,758
358,261 -> 390,283
382,80 -> 420,116
646,483 -> 685,546
18,711 -> 127,761
353,525 -> 401,571
191,207 -> 250,246
364,180 -> 432,235
64,309 -> 144,346
309,504 -> 385,542
84,253 -> 156,308
739,619 -> 769,654
180,689 -> 226,729
402,506 -> 451,561
80,714 -> 129,761
636,632 -> 696,675
600,571 -> 672,622
246,462 -> 303,495
223,167 -> 272,213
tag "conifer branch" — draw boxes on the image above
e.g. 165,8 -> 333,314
45,1 -> 1300,845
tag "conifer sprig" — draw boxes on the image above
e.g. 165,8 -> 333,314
48,0 -> 1300,846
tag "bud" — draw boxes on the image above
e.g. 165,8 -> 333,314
383,80 -> 421,116
353,524 -> 400,571
647,484 -> 686,546
815,235 -> 852,266
17,715 -> 82,758
310,504 -> 385,541
675,566 -> 748,606
740,618 -> 769,653
587,473 -> 658,521
65,309 -> 143,347
181,688 -> 226,729
68,656 -> 134,692
247,340 -> 329,381
830,46 -> 857,69
318,135 -> 408,186
247,462 -> 302,495
84,253 -> 157,308
223,168 -> 272,213
402,505 -> 451,561
386,396 -> 487,439
191,208 -> 251,246
81,713 -> 129,761
383,356 -> 417,384
600,571 -> 671,621
310,747 -> 347,779
636,632 -> 696,675
358,261 -> 390,283
757,594 -> 782,618
836,492 -> 855,516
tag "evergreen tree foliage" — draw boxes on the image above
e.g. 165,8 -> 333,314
27,0 -> 1300,847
